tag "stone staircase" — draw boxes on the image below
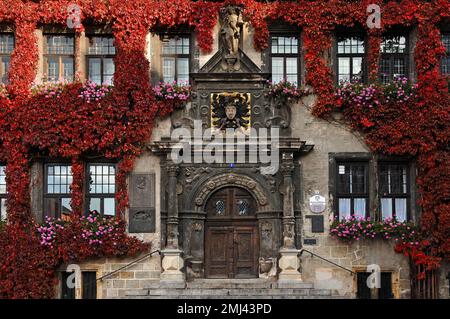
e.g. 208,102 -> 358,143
125,279 -> 342,299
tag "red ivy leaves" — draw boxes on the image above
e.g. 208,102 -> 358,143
0,0 -> 448,297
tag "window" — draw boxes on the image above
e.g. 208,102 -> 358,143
44,35 -> 75,82
161,36 -> 190,84
44,164 -> 72,220
336,34 -> 365,83
357,272 -> 394,299
87,36 -> 115,85
60,270 -> 97,299
82,272 -> 97,299
441,33 -> 450,76
0,33 -> 14,84
336,162 -> 369,220
87,164 -> 116,216
270,36 -> 299,84
379,34 -> 408,83
379,163 -> 409,222
0,165 -> 6,221
60,271 -> 75,299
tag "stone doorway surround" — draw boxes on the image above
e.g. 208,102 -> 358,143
149,137 -> 313,283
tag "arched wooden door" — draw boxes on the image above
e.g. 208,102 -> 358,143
204,187 -> 259,279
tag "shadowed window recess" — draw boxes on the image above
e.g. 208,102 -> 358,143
161,36 -> 190,84
44,35 -> 75,82
357,272 -> 394,299
0,165 -> 6,221
0,33 -> 14,84
87,163 -> 116,217
379,34 -> 408,84
336,34 -> 365,83
44,164 -> 73,220
379,163 -> 409,222
87,36 -> 115,85
441,33 -> 450,76
335,162 -> 369,220
270,35 -> 299,85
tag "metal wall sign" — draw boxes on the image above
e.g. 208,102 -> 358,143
306,215 -> 324,233
309,191 -> 326,213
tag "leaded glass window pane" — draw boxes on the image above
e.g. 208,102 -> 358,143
215,200 -> 225,215
441,33 -> 450,75
46,35 -> 74,55
0,34 -> 14,54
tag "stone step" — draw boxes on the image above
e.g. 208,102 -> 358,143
127,279 -> 338,299
146,288 -> 317,296
142,279 -> 313,290
187,279 -> 274,289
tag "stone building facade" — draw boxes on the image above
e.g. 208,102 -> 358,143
4,8 -> 447,299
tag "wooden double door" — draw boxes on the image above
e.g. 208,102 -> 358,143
205,187 -> 259,279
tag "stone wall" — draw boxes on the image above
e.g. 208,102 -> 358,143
26,23 -> 446,299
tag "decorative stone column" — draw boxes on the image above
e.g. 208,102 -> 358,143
278,152 -> 302,281
161,163 -> 185,282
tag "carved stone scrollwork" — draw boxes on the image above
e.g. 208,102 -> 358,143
265,102 -> 291,129
185,167 -> 212,185
167,164 -> 180,176
265,115 -> 289,129
252,167 -> 277,193
191,222 -> 203,232
195,173 -> 268,207
172,117 -> 195,129
261,221 -> 273,237
282,221 -> 295,248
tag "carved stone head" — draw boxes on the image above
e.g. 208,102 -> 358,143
225,104 -> 237,120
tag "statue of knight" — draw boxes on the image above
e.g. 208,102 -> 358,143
220,6 -> 244,72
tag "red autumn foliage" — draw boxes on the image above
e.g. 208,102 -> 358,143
0,0 -> 448,297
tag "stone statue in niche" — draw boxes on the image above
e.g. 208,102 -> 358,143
211,93 -> 251,133
220,6 -> 243,55
220,6 -> 244,72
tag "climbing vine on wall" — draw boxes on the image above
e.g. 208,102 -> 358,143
0,0 -> 448,298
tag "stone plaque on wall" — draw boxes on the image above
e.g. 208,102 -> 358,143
129,208 -> 155,233
129,173 -> 155,233
130,173 -> 155,208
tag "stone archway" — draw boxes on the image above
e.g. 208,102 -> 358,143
193,173 -> 269,210
182,172 -> 273,280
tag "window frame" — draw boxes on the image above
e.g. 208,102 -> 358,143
43,33 -> 75,82
334,160 -> 370,220
356,271 -> 394,299
335,31 -> 367,84
81,271 -> 97,299
160,34 -> 191,84
378,162 -> 410,221
269,33 -> 301,85
379,32 -> 410,83
85,162 -> 117,217
59,270 -> 98,299
0,32 -> 14,84
0,164 -> 7,221
43,163 -> 73,220
440,32 -> 450,76
85,35 -> 115,85
60,271 -> 76,299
